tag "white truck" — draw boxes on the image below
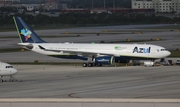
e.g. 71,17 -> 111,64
144,62 -> 154,67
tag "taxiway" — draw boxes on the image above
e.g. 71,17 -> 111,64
0,65 -> 180,98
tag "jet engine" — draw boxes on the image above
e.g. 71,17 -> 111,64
93,56 -> 115,65
114,57 -> 130,63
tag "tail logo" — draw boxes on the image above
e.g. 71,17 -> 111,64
20,28 -> 32,41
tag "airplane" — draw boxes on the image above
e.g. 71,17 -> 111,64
0,62 -> 17,82
13,16 -> 171,67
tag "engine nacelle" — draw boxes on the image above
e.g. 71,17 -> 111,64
114,57 -> 130,63
94,56 -> 114,65
118,60 -> 130,63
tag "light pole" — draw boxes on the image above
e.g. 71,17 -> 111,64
92,0 -> 93,9
113,0 -> 115,13
104,0 -> 106,10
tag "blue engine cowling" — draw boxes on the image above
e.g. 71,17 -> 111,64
94,56 -> 115,65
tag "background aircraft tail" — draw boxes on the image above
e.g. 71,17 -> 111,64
13,17 -> 46,43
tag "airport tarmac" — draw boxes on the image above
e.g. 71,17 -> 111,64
0,65 -> 180,98
0,24 -> 180,99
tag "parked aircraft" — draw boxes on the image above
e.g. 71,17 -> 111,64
0,62 -> 17,82
13,17 -> 171,67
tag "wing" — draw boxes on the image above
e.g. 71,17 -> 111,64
38,45 -> 116,56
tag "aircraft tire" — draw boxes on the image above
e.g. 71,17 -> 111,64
0,79 -> 3,83
82,63 -> 87,67
88,63 -> 93,67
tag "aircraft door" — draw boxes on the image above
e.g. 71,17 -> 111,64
150,47 -> 155,54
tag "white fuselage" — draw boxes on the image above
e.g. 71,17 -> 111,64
20,43 -> 171,59
0,62 -> 17,76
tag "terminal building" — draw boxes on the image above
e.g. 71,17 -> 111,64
132,0 -> 180,13
0,0 -> 20,2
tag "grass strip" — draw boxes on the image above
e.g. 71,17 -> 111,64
169,50 -> 180,57
0,48 -> 27,53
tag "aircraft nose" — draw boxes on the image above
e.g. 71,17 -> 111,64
12,68 -> 17,74
166,51 -> 171,57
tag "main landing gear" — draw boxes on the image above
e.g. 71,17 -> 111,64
82,63 -> 93,67
82,56 -> 103,67
82,62 -> 102,67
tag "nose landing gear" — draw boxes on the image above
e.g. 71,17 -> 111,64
0,76 -> 21,83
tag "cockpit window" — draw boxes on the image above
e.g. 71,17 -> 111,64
5,66 -> 13,68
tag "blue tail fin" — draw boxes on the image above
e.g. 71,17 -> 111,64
13,16 -> 46,43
